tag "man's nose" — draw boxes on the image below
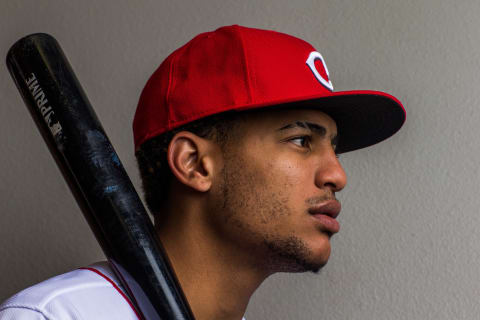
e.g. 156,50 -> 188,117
314,150 -> 347,192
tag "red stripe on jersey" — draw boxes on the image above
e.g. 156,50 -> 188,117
79,267 -> 142,320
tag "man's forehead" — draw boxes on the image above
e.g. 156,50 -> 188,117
243,108 -> 338,134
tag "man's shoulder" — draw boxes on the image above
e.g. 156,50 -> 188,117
0,261 -> 139,320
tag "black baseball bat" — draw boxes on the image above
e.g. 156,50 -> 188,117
6,33 -> 195,320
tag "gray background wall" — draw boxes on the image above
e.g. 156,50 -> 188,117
0,1 -> 477,319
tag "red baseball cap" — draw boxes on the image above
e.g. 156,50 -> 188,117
133,25 -> 405,153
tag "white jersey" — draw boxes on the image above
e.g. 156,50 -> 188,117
0,262 -> 140,319
0,262 -> 246,320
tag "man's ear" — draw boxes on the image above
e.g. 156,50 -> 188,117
167,131 -> 216,192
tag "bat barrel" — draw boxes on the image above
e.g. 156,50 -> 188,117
6,33 -> 194,320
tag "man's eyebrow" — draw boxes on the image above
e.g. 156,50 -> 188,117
278,121 -> 327,135
278,121 -> 338,146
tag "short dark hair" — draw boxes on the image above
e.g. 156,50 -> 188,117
135,112 -> 241,218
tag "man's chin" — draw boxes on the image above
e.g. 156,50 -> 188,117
274,255 -> 328,274
263,235 -> 331,274
291,250 -> 330,274
311,240 -> 332,267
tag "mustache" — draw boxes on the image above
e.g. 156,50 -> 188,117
305,194 -> 338,206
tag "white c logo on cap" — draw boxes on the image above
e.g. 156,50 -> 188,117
306,51 -> 334,92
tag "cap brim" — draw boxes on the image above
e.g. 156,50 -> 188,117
237,90 -> 405,154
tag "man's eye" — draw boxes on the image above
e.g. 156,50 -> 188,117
290,136 -> 311,148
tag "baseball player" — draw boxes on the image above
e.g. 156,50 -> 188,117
0,25 -> 405,320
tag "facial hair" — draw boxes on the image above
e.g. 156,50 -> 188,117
216,151 -> 326,275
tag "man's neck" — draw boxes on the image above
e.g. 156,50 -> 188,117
155,210 -> 267,320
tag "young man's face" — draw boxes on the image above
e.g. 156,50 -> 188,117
209,108 -> 347,274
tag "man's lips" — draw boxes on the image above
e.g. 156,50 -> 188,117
308,200 -> 341,234
308,200 -> 341,218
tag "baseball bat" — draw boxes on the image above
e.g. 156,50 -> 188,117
6,33 -> 195,320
